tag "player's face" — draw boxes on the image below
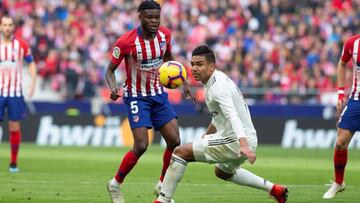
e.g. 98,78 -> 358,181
139,9 -> 161,34
0,17 -> 14,38
190,55 -> 215,84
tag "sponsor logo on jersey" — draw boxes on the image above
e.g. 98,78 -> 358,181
140,56 -> 163,70
210,111 -> 218,117
113,47 -> 120,59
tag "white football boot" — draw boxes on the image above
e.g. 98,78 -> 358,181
107,179 -> 125,203
323,182 -> 345,199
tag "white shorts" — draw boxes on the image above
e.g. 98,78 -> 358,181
192,134 -> 257,174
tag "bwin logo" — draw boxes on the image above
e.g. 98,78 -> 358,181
36,116 -> 122,147
281,120 -> 360,149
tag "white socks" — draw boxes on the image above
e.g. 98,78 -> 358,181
230,168 -> 274,192
157,154 -> 187,202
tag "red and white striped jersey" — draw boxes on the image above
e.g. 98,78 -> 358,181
111,26 -> 172,97
0,36 -> 31,97
341,34 -> 360,100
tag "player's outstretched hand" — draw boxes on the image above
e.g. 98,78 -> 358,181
238,137 -> 256,164
336,97 -> 345,114
110,89 -> 121,101
240,147 -> 256,164
183,80 -> 196,104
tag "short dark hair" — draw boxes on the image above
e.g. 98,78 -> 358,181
192,45 -> 216,64
1,11 -> 11,20
137,0 -> 161,13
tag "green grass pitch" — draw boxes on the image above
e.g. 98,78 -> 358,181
0,144 -> 359,203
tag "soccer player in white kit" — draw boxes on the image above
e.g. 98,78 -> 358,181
154,45 -> 288,203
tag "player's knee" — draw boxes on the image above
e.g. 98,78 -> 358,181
133,142 -> 148,156
335,140 -> 348,150
173,146 -> 188,159
335,134 -> 351,150
214,167 -> 233,181
167,138 -> 180,149
8,121 -> 20,131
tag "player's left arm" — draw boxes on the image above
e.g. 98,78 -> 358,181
163,48 -> 175,62
23,47 -> 37,98
215,88 -> 256,164
163,53 -> 196,103
163,28 -> 196,103
337,39 -> 352,113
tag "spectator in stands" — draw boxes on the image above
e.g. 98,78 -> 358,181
1,0 -> 359,105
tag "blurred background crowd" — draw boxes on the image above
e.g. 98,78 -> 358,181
0,0 -> 358,105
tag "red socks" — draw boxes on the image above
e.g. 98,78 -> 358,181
10,131 -> 21,164
114,148 -> 174,184
334,149 -> 348,184
160,148 -> 173,181
115,151 -> 139,183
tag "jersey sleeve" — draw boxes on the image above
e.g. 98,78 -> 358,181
214,87 -> 246,140
22,41 -> 31,57
18,39 -> 34,63
111,36 -> 128,66
161,26 -> 172,54
340,39 -> 353,63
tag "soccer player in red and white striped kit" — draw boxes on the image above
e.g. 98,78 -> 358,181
323,33 -> 360,199
105,1 -> 195,203
0,14 -> 37,172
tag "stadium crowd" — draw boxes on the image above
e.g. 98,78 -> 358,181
0,0 -> 358,104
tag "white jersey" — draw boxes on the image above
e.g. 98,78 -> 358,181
204,70 -> 257,140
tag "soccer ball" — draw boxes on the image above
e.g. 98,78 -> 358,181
158,61 -> 187,89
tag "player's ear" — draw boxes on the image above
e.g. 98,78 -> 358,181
209,62 -> 215,70
138,11 -> 143,20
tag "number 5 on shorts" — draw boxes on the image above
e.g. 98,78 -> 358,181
130,101 -> 139,114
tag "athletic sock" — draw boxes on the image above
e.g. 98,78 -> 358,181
10,131 -> 21,165
230,168 -> 274,192
334,149 -> 347,184
115,150 -> 139,183
157,154 -> 187,202
160,148 -> 173,181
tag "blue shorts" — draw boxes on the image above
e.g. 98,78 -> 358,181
123,92 -> 177,130
338,99 -> 360,132
0,96 -> 27,121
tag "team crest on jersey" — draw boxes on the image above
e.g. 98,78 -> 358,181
160,41 -> 165,48
160,40 -> 166,52
133,115 -> 140,123
113,47 -> 121,59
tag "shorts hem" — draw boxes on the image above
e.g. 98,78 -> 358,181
153,115 -> 177,131
338,124 -> 357,132
130,125 -> 152,130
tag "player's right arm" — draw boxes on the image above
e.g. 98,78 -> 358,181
19,38 -> 37,97
337,38 -> 353,113
106,62 -> 121,101
214,85 -> 256,164
105,37 -> 127,101
337,60 -> 347,113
